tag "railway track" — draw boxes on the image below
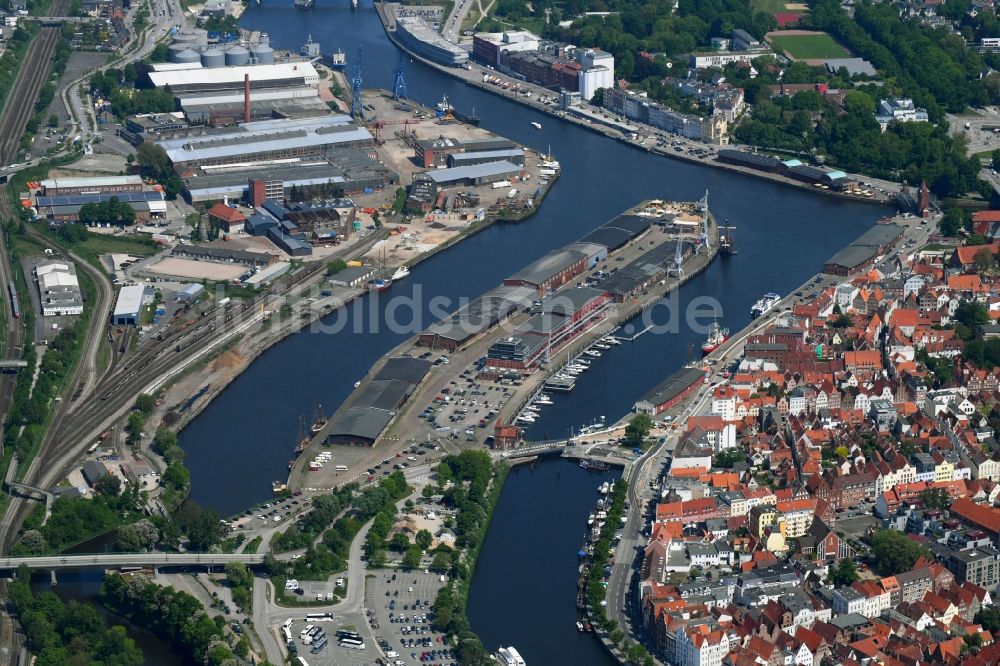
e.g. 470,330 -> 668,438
0,191 -> 26,434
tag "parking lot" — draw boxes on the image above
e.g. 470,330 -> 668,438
366,570 -> 454,666
418,360 -> 513,445
229,494 -> 311,529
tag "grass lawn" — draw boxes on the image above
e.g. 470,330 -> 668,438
43,228 -> 160,273
755,0 -> 794,15
770,33 -> 850,59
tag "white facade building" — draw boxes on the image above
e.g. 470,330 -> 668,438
875,98 -> 929,131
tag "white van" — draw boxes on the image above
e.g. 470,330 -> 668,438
335,465 -> 348,471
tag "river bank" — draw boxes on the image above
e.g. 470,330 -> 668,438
372,1 -> 901,208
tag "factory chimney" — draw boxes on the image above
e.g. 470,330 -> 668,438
244,73 -> 251,123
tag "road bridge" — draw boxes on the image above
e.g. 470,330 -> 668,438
0,552 -> 266,571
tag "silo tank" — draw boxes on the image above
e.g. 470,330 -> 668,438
200,48 -> 225,68
225,45 -> 250,67
252,45 -> 274,65
174,49 -> 201,64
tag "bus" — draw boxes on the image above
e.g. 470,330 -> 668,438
305,612 -> 333,622
339,640 -> 365,650
310,636 -> 328,652
335,629 -> 361,641
296,657 -> 310,666
281,625 -> 292,643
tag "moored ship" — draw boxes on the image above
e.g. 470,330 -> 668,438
329,49 -> 346,70
294,0 -> 314,9
751,292 -> 780,318
391,265 -> 410,281
497,646 -> 526,666
701,319 -> 730,354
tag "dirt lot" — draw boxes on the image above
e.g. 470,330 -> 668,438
147,257 -> 247,281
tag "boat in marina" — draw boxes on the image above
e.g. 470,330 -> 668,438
353,380 -> 361,388
751,292 -> 781,318
535,394 -> 553,405
329,49 -> 346,70
517,414 -> 536,424
310,404 -> 327,434
585,349 -> 602,357
603,336 -> 621,345
576,621 -> 584,632
580,459 -> 610,472
368,278 -> 391,291
701,319 -> 730,354
294,0 -> 314,8
351,0 -> 357,9
594,342 -> 610,350
498,646 -> 526,666
392,265 -> 410,281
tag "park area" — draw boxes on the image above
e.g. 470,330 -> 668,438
767,30 -> 851,60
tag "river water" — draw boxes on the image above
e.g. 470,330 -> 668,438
172,2 -> 890,661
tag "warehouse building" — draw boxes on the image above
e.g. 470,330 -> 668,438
112,284 -> 153,325
171,244 -> 277,267
179,156 -> 397,204
415,136 -> 516,168
122,113 -> 189,144
447,148 -> 525,168
35,262 -> 83,317
328,265 -> 375,287
418,284 -> 535,351
823,224 -> 904,276
34,191 -> 167,223
503,248 -> 587,296
39,175 -> 143,196
485,287 -> 611,372
419,160 -> 523,189
602,240 -> 693,302
633,366 -> 707,415
147,62 -> 320,95
324,357 -> 433,446
156,115 -> 373,169
577,213 -> 653,252
177,283 -> 205,303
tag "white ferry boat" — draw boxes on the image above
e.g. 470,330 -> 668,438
751,292 -> 781,318
498,646 -> 526,666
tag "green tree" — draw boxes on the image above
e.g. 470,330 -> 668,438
974,606 -> 1000,632
134,393 -> 156,415
402,544 -> 423,569
830,558 -> 860,587
326,258 -> 348,275
624,413 -> 653,446
415,529 -> 433,551
919,487 -> 952,510
870,529 -> 930,576
224,562 -> 251,589
94,474 -> 122,497
941,207 -> 965,236
389,532 -> 410,553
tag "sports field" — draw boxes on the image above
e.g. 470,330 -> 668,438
769,32 -> 850,59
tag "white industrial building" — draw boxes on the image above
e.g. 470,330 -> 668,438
35,263 -> 83,317
576,49 -> 614,101
147,62 -> 320,94
112,284 -> 154,326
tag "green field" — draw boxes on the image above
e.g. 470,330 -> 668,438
769,33 -> 850,59
755,0 -> 794,15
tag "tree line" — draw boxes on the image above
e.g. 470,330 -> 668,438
8,567 -> 145,666
101,573 -> 237,665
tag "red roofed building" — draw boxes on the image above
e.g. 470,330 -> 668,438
950,497 -> 1000,540
207,203 -> 247,234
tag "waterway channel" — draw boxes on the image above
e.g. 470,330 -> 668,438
161,3 -> 891,662
181,2 -> 887,516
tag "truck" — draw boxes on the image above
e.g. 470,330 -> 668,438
491,180 -> 510,189
218,297 -> 231,307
